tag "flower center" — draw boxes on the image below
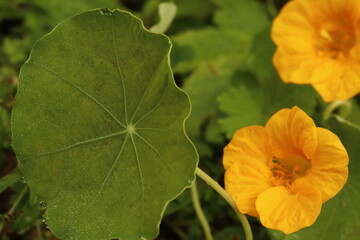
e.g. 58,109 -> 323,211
270,155 -> 311,187
316,18 -> 356,59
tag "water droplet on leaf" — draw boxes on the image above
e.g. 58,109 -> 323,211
100,8 -> 112,16
40,201 -> 47,210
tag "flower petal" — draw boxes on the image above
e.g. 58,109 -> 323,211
223,126 -> 272,170
298,127 -> 349,202
311,63 -> 360,102
272,0 -> 319,85
223,126 -> 273,217
225,160 -> 272,217
265,106 -> 317,159
255,184 -> 322,234
272,0 -> 360,102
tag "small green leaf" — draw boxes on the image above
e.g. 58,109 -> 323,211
218,85 -> 263,139
12,9 -> 197,240
0,170 -> 21,193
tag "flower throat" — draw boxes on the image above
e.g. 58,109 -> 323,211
271,155 -> 311,187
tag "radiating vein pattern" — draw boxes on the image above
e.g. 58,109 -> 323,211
134,103 -> 161,126
12,9 -> 197,240
111,16 -> 129,125
130,133 -> 145,234
29,61 -> 127,129
80,134 -> 130,215
133,131 -> 173,170
26,130 -> 127,159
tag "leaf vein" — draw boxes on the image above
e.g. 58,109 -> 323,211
86,134 -> 130,209
133,103 -> 161,126
29,61 -> 126,128
130,133 -> 145,234
111,16 -> 129,125
27,130 -> 127,158
133,131 -> 173,171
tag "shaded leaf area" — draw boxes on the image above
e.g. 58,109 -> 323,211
183,56 -> 248,156
213,0 -> 270,35
218,73 -> 318,138
171,28 -> 251,74
269,116 -> 360,240
12,10 -> 197,240
0,106 -> 11,149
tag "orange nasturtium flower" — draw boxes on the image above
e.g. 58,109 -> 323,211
272,0 -> 360,102
223,106 -> 348,234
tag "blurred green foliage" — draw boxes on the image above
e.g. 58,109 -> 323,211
0,0 -> 359,239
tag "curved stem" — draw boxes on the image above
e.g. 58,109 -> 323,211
36,219 -> 44,240
323,100 -> 352,122
196,167 -> 253,240
190,182 -> 213,240
8,186 -> 27,215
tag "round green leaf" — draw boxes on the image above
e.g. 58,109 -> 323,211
12,9 -> 197,240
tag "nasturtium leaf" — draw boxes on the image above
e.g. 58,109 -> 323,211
213,0 -> 270,36
250,25 -> 276,79
218,85 -> 263,138
217,72 -> 317,139
0,170 -> 21,193
12,9 -> 198,240
183,56 -> 247,155
171,28 -> 251,73
269,116 -> 360,240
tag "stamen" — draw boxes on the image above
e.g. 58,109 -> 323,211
320,28 -> 333,43
270,155 -> 311,188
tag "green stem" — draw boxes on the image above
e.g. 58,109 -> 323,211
8,186 -> 27,215
322,100 -> 352,122
196,167 -> 253,240
190,182 -> 213,240
164,219 -> 189,240
266,0 -> 278,18
36,219 -> 44,240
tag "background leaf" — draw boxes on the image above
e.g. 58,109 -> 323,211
11,9 -> 197,240
171,28 -> 251,73
213,0 -> 270,35
0,170 -> 21,193
183,56 -> 247,155
218,85 -> 262,138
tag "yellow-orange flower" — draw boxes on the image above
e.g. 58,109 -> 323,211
272,0 -> 360,102
223,106 -> 348,234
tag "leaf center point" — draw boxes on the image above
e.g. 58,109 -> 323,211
127,124 -> 136,134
